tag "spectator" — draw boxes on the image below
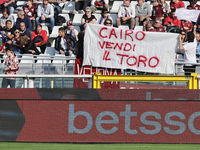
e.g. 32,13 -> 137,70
55,27 -> 73,56
81,7 -> 96,31
23,0 -> 37,31
0,8 -> 15,28
143,20 -> 156,32
65,20 -> 78,41
49,0 -> 63,16
152,0 -> 165,21
18,34 -> 40,55
90,0 -> 109,14
187,0 -> 200,10
116,0 -> 135,29
154,18 -> 165,32
73,0 -> 88,14
104,18 -> 112,26
7,28 -> 21,56
164,9 -> 181,32
99,8 -> 113,25
181,20 -> 193,32
36,0 -> 54,34
33,0 -> 43,7
179,31 -> 196,75
0,0 -> 17,14
196,29 -> 200,62
135,0 -> 151,26
180,30 -> 188,43
19,22 -> 31,38
170,0 -> 184,9
159,0 -> 169,14
2,46 -> 19,88
31,24 -> 48,53
16,10 -> 32,31
2,20 -> 14,41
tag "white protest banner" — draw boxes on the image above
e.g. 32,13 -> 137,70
175,8 -> 200,22
83,24 -> 178,74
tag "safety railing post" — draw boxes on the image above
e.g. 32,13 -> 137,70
93,73 -> 101,89
191,73 -> 198,89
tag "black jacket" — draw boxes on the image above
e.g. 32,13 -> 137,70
55,35 -> 70,53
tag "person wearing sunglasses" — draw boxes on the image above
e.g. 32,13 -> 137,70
117,0 -> 135,29
81,7 -> 96,31
104,18 -> 112,26
99,8 -> 112,25
7,28 -> 22,57
154,18 -> 165,32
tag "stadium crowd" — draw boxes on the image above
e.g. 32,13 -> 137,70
0,0 -> 199,77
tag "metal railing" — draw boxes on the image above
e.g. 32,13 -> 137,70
0,74 -> 92,88
93,73 -> 198,89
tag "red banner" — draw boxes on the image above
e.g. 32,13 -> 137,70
73,58 -> 121,88
15,100 -> 200,143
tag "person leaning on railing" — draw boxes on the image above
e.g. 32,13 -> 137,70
178,25 -> 197,75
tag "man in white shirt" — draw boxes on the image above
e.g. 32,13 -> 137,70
116,0 -> 135,29
179,31 -> 196,75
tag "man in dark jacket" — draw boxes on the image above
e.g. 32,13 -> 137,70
16,10 -> 32,31
55,27 -> 73,56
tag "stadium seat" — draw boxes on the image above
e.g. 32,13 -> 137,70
72,14 -> 84,26
118,25 -> 129,29
59,13 -> 70,25
12,14 -> 18,22
49,26 -> 62,38
73,26 -> 80,32
20,54 -> 34,64
110,1 -> 123,13
109,14 -> 118,26
62,1 -> 75,14
18,54 -> 34,74
131,1 -> 137,6
36,54 -> 51,64
42,25 -> 49,36
44,47 -> 56,56
182,1 -> 189,8
93,14 -> 101,23
134,26 -> 143,31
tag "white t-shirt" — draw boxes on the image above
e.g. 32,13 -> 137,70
183,40 -> 197,65
60,38 -> 68,50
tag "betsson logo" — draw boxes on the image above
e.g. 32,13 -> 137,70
68,104 -> 200,135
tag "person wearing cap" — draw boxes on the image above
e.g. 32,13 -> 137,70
2,46 -> 19,88
36,0 -> 54,34
135,0 -> 151,26
31,24 -> 48,53
65,20 -> 78,41
90,0 -> 109,14
116,0 -> 135,30
23,0 -> 37,31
